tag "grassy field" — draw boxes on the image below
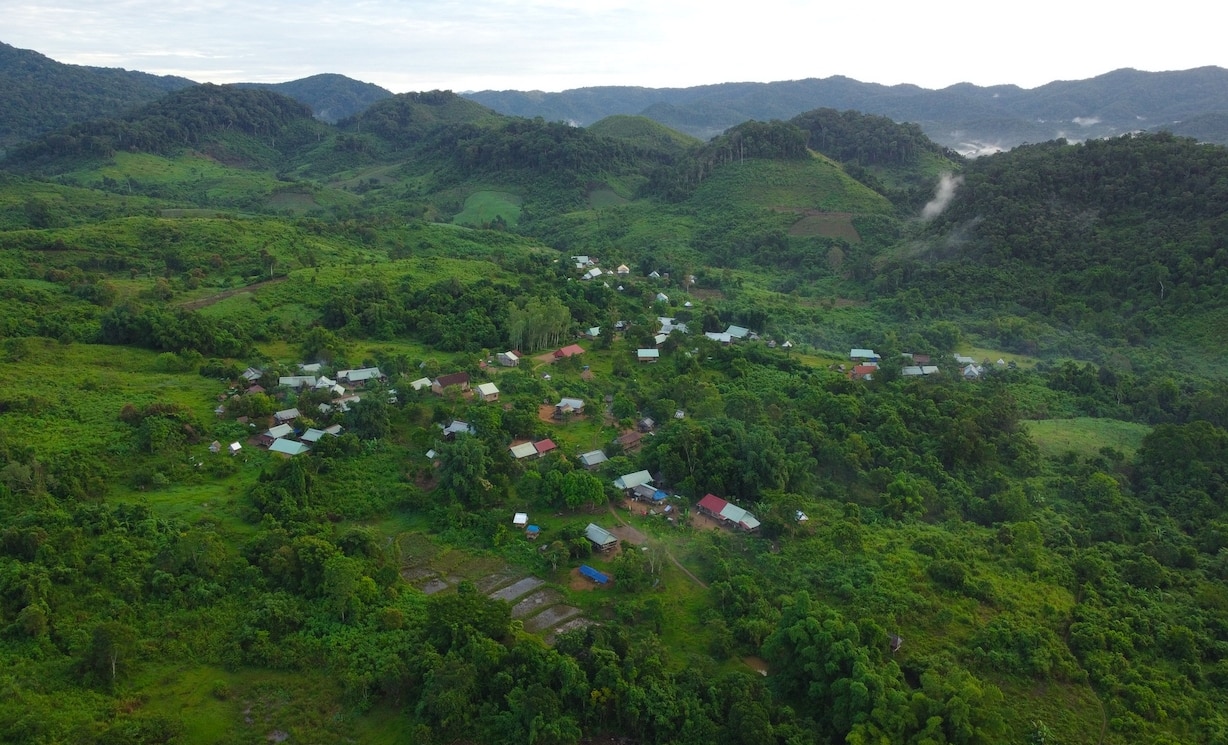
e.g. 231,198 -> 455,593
452,190 -> 522,228
1024,417 -> 1152,459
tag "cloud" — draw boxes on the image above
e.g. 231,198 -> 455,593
921,173 -> 963,220
1072,116 -> 1101,126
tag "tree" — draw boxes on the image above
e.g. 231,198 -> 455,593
562,471 -> 605,510
437,434 -> 493,507
81,621 -> 139,686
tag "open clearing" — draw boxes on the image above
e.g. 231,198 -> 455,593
1024,417 -> 1152,459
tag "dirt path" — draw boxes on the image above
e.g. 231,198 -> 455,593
607,503 -> 708,590
178,277 -> 286,310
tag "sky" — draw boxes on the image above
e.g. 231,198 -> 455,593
4,0 -> 1224,93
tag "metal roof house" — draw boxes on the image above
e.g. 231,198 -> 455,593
585,523 -> 619,552
613,470 -> 653,490
578,450 -> 609,468
269,438 -> 310,457
510,442 -> 539,459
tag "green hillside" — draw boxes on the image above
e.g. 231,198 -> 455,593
2,77 -> 1228,745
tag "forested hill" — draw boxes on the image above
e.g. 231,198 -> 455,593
0,41 -> 194,152
5,84 -> 323,169
238,73 -> 393,123
884,133 -> 1228,348
464,67 -> 1228,152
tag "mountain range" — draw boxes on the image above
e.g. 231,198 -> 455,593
4,40 -> 1228,155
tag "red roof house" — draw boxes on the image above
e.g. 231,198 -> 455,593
534,439 -> 558,455
554,344 -> 585,359
697,493 -> 728,517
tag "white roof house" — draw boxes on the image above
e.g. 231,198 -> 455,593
850,348 -> 879,361
274,408 -> 301,423
269,438 -> 310,456
613,470 -> 653,490
514,512 -> 529,527
229,441 -> 242,454
953,354 -> 977,365
655,292 -> 669,303
726,325 -> 750,339
637,348 -> 660,361
409,377 -> 433,391
510,442 -> 539,459
476,382 -> 500,400
264,423 -> 294,440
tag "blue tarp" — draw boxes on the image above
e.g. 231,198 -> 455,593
579,564 -> 610,584
526,525 -> 540,533
652,489 -> 668,501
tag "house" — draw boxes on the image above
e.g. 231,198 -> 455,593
616,264 -> 630,276
579,564 -> 611,584
572,255 -> 596,268
578,450 -> 608,469
441,420 -> 476,439
953,354 -> 977,365
655,292 -> 669,303
298,362 -> 323,374
637,349 -> 660,363
269,438 -> 310,457
554,398 -> 585,417
432,372 -> 471,394
534,439 -> 558,456
648,270 -> 661,279
274,408 -> 300,424
259,423 -> 295,446
278,375 -> 316,390
228,442 -> 242,455
782,340 -> 794,349
476,382 -> 500,402
338,367 -> 384,386
300,428 -> 330,443
497,351 -> 520,367
513,512 -> 529,528
613,470 -> 653,491
526,525 -> 541,540
658,317 -> 688,335
585,523 -> 619,552
963,364 -> 985,380
209,440 -> 222,453
638,417 -> 656,432
323,424 -> 343,436
726,325 -> 750,340
408,377 -> 433,391
631,483 -> 668,503
912,354 -> 932,365
901,365 -> 941,377
510,442 -> 538,459
583,267 -> 603,281
653,333 -> 669,347
697,493 -> 760,532
241,367 -> 263,383
850,348 -> 879,362
616,431 -> 643,452
246,384 -> 266,395
705,332 -> 733,344
585,327 -> 601,339
554,344 -> 585,359
850,365 -> 877,381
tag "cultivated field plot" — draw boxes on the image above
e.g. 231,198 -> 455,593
785,210 -> 862,241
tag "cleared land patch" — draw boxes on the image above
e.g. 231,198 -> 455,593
453,190 -> 522,228
781,210 -> 862,241
1024,417 -> 1151,460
